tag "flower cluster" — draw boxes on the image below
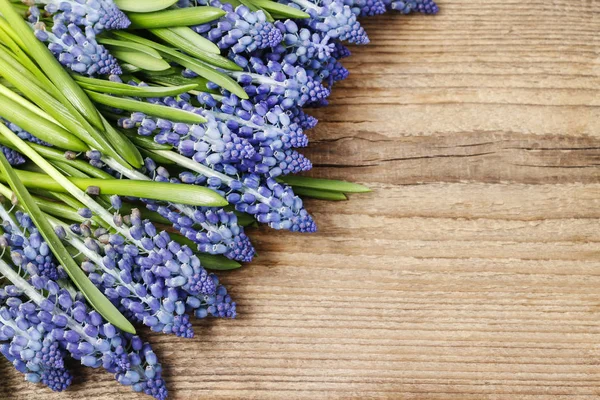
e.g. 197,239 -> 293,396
2,210 -> 66,281
0,255 -> 168,399
32,18 -> 122,76
1,0 -> 438,396
27,0 -> 128,76
181,0 -> 283,53
25,0 -> 131,32
384,0 -> 439,14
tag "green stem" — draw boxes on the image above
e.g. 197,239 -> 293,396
73,75 -> 198,97
0,168 -> 227,207
127,7 -> 225,29
150,28 -> 241,70
0,91 -> 89,151
113,0 -> 178,12
86,90 -> 207,124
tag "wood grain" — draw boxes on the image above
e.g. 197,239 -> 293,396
2,0 -> 600,398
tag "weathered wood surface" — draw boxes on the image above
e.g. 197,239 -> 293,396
2,0 -> 600,398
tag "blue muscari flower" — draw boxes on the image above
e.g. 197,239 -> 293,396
0,298 -> 69,373
141,163 -> 256,262
384,0 -> 439,14
0,342 -> 72,392
241,145 -> 312,177
179,171 -> 317,232
27,0 -> 131,33
289,107 -> 318,130
0,263 -> 169,400
343,0 -> 386,16
261,23 -> 349,86
0,210 -> 66,281
61,220 -> 199,338
1,146 -> 26,166
331,41 -> 351,59
181,0 -> 283,53
118,209 -> 218,298
1,119 -> 53,147
187,275 -> 237,319
196,92 -> 309,150
114,81 -> 255,173
224,55 -> 330,107
280,0 -> 369,44
275,20 -> 334,64
32,20 -> 121,76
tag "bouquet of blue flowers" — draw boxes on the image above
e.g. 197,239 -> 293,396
0,0 -> 437,396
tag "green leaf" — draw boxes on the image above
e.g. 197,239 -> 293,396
97,37 -> 162,58
113,0 -> 178,12
167,26 -> 220,54
0,92 -> 89,152
0,45 -> 128,164
198,254 -> 243,270
120,63 -> 143,73
151,28 -> 242,70
128,7 -> 225,29
142,73 -> 217,94
111,31 -> 248,99
292,187 -> 348,201
86,90 -> 208,124
0,152 -> 136,334
278,176 -> 372,193
0,169 -> 228,207
0,0 -> 103,129
99,114 -> 144,169
110,49 -> 171,71
247,0 -> 310,18
73,75 -> 197,97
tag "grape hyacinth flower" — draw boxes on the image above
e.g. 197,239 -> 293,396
263,21 -> 349,85
134,160 -> 256,262
331,41 -> 351,59
0,292 -> 73,392
0,209 -> 66,281
58,219 -> 198,338
25,0 -> 130,32
384,0 -> 439,14
0,343 -> 73,392
223,55 -> 331,107
0,146 -> 26,166
96,154 -> 256,263
114,80 -> 310,177
181,0 -> 283,53
274,20 -> 334,65
196,92 -> 309,150
289,107 -> 318,131
32,19 -> 122,76
280,0 -> 370,44
0,260 -> 168,399
177,168 -> 317,232
343,0 -> 386,16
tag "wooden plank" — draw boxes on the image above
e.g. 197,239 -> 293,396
2,0 -> 600,399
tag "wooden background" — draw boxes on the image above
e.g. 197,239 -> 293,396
2,0 -> 600,398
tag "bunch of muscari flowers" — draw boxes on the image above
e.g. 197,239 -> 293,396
0,0 -> 437,395
0,198 -> 235,396
0,208 -> 168,398
24,0 -> 126,76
